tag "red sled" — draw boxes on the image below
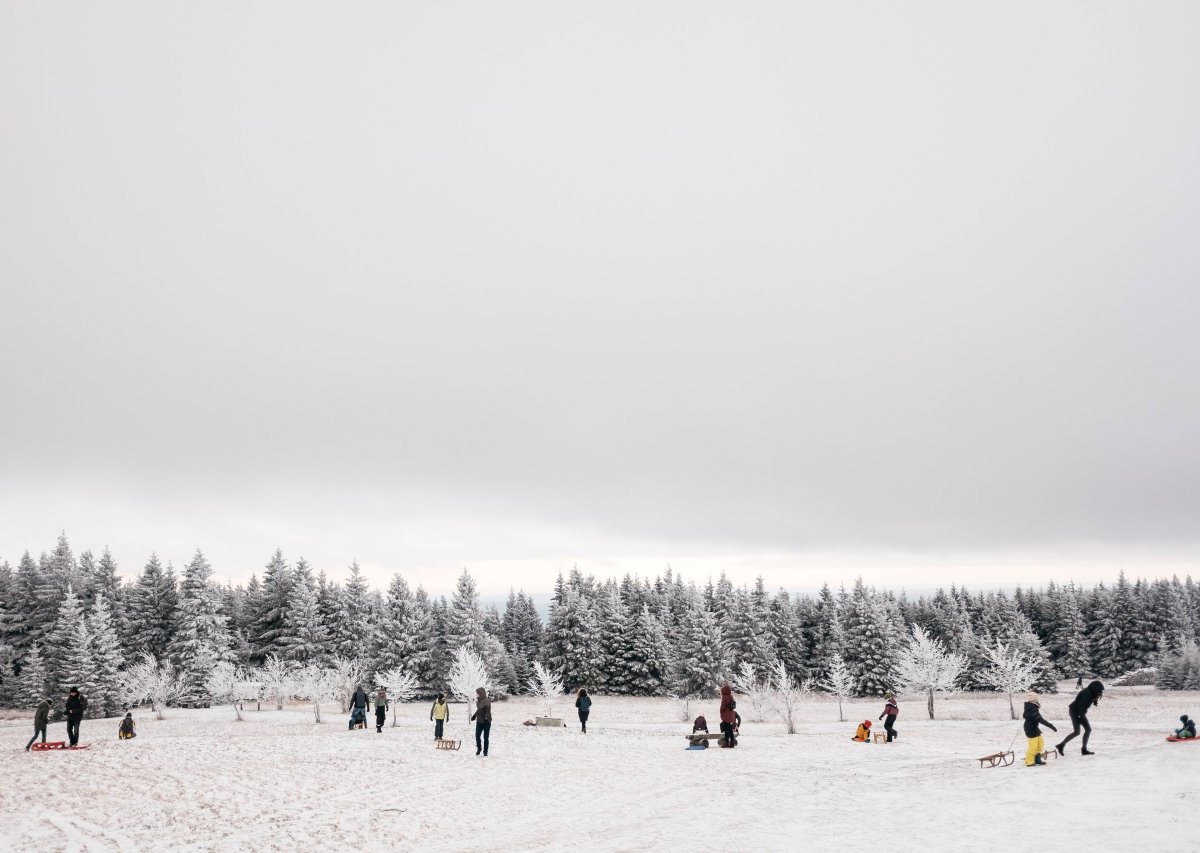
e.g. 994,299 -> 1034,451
1166,736 -> 1199,743
30,742 -> 89,751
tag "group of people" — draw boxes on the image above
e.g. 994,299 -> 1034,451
24,687 -> 89,751
852,694 -> 901,743
1022,679 -> 1105,766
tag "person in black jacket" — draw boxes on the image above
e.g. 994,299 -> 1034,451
348,685 -> 369,730
1022,692 -> 1057,766
1056,679 -> 1103,756
26,698 -> 52,751
1174,715 -> 1196,739
65,687 -> 88,747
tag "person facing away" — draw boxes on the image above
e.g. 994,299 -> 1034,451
718,684 -> 738,748
879,694 -> 900,742
374,688 -> 388,733
1175,715 -> 1196,739
430,693 -> 450,740
1022,692 -> 1057,766
64,687 -> 87,747
852,720 -> 872,742
469,687 -> 492,756
25,697 -> 52,751
118,713 -> 136,740
692,715 -> 708,734
575,688 -> 592,734
1056,679 -> 1104,756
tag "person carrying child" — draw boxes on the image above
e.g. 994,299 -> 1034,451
719,684 -> 738,748
118,713 -> 136,740
430,693 -> 450,740
1175,715 -> 1196,739
374,687 -> 388,733
852,720 -> 872,742
879,694 -> 899,742
1022,692 -> 1057,766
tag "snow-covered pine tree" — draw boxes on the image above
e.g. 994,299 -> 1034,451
544,587 -> 600,692
804,583 -> 842,683
619,604 -> 672,696
446,568 -> 487,652
338,560 -> 374,660
46,584 -> 96,703
17,642 -> 48,706
369,573 -> 416,675
768,590 -> 807,681
88,594 -> 125,717
841,580 -> 894,696
669,603 -> 726,698
125,555 -> 178,660
169,550 -> 231,702
1050,584 -> 1090,680
408,587 -> 441,692
721,588 -> 774,674
281,564 -> 328,664
252,549 -> 293,663
1087,584 -> 1124,678
595,587 -> 629,692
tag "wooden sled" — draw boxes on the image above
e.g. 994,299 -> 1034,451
435,739 -> 461,751
1040,749 -> 1058,761
31,742 -> 88,751
977,751 -> 1014,768
873,732 -> 889,744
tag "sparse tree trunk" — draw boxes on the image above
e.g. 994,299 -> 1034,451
927,688 -> 935,720
233,701 -> 244,722
1008,691 -> 1016,720
313,700 -> 322,724
837,695 -> 844,722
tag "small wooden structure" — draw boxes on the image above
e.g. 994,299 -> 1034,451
977,751 -> 1014,768
435,739 -> 461,751
535,717 -> 564,728
873,732 -> 888,744
685,732 -> 722,747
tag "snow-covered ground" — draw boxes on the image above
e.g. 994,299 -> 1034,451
2,685 -> 1197,852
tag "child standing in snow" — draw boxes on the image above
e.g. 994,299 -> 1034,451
1022,692 -> 1057,766
1175,715 -> 1196,739
374,688 -> 388,733
879,694 -> 899,742
852,720 -> 872,742
575,688 -> 592,734
719,684 -> 738,748
430,693 -> 449,740
118,713 -> 136,740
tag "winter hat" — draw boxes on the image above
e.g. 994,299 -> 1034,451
1025,692 -> 1040,705
863,720 -> 872,728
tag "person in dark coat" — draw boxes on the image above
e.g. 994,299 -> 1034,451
26,698 -> 52,751
348,685 -> 369,730
692,715 -> 708,734
65,687 -> 87,747
373,687 -> 388,733
1056,679 -> 1103,756
718,684 -> 737,748
1174,715 -> 1196,739
575,688 -> 592,734
118,713 -> 136,739
879,694 -> 899,742
469,687 -> 492,756
1022,692 -> 1057,766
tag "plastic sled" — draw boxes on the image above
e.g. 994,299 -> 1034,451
686,744 -> 708,750
31,742 -> 88,751
977,751 -> 1014,768
1167,735 -> 1199,742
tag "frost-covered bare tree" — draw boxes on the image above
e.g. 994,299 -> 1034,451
978,639 -> 1039,720
448,645 -> 492,713
205,661 -> 254,721
818,653 -> 854,722
669,691 -> 696,722
374,666 -> 418,727
329,656 -> 367,713
122,652 -> 188,720
768,658 -> 808,735
732,662 -> 771,723
893,625 -> 966,720
527,661 -> 564,717
259,654 -> 293,711
294,664 -> 339,723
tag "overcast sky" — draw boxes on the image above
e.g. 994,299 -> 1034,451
2,1 -> 1198,595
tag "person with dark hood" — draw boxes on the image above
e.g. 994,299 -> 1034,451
26,697 -> 52,751
65,687 -> 87,747
879,694 -> 899,742
373,687 -> 388,733
1022,692 -> 1057,766
575,688 -> 592,734
692,715 -> 708,734
719,684 -> 737,748
1174,715 -> 1196,739
469,687 -> 492,756
118,712 -> 136,739
430,693 -> 450,740
1056,679 -> 1104,756
348,685 -> 370,730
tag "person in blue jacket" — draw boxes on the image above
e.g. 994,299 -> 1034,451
575,688 -> 592,734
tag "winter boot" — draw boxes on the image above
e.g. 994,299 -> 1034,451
1054,743 -> 1065,756
1034,754 -> 1044,765
1081,748 -> 1095,756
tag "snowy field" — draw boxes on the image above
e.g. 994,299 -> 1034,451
2,685 -> 1198,853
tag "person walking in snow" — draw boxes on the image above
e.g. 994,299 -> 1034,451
374,687 -> 388,733
879,694 -> 899,742
470,687 -> 492,756
575,688 -> 592,734
25,697 -> 52,751
64,686 -> 87,747
719,684 -> 738,748
1056,679 -> 1104,756
348,684 -> 370,730
1022,692 -> 1057,766
430,693 -> 450,740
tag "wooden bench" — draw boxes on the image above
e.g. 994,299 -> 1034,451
977,751 -> 1014,768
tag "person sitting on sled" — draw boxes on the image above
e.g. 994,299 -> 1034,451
852,720 -> 872,742
693,715 -> 708,734
1175,715 -> 1196,739
118,713 -> 136,740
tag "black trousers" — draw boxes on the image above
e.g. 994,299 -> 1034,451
434,719 -> 445,739
26,723 -> 47,750
720,721 -> 736,747
1060,709 -> 1092,751
475,720 -> 491,755
66,715 -> 82,746
375,708 -> 386,732
579,710 -> 589,732
883,714 -> 897,742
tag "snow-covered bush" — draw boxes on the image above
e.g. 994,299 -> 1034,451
1156,640 -> 1200,690
977,639 -> 1038,720
732,662 -> 771,723
294,664 -> 340,723
893,626 -> 966,720
205,662 -> 255,721
448,646 -> 492,709
527,661 -> 564,717
768,658 -> 807,734
1112,667 -> 1157,687
375,666 -> 419,727
122,652 -> 188,720
259,654 -> 293,711
818,653 -> 854,722
329,656 -> 367,713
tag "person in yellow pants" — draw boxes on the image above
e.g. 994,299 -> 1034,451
1023,692 -> 1057,766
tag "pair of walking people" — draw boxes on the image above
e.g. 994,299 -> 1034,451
25,687 -> 87,751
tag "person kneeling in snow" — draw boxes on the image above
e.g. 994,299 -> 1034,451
1022,692 -> 1056,766
118,713 -> 136,740
852,720 -> 872,742
1175,715 -> 1196,739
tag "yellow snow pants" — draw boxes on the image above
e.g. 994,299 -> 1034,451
1025,735 -> 1044,766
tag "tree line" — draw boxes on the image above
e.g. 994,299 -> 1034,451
1,532 -> 1198,717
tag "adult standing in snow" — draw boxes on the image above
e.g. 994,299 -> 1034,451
470,687 -> 492,756
1022,692 -> 1057,766
374,687 -> 388,733
1056,679 -> 1104,756
879,694 -> 899,742
430,693 -> 450,740
64,687 -> 87,747
575,688 -> 592,734
25,697 -> 52,751
349,684 -> 370,730
719,684 -> 737,748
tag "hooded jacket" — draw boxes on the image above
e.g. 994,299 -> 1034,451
1022,701 -> 1057,738
34,699 -> 51,727
719,685 -> 736,724
1068,681 -> 1104,716
470,688 -> 492,724
350,688 -> 369,710
575,693 -> 592,713
65,692 -> 87,719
